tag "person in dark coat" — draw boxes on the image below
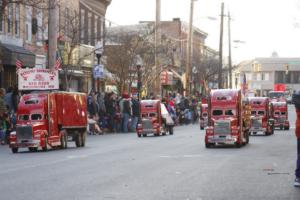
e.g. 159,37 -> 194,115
105,92 -> 117,132
131,94 -> 140,132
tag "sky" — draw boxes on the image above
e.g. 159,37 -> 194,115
106,0 -> 300,64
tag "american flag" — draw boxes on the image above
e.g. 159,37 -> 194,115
16,59 -> 23,73
54,51 -> 62,70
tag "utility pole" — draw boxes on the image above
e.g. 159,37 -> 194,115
218,2 -> 224,89
48,0 -> 58,70
228,11 -> 232,88
154,0 -> 161,97
186,0 -> 195,96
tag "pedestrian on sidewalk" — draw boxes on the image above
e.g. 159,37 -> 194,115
293,93 -> 300,187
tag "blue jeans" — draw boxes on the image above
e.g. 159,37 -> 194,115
296,138 -> 300,178
131,116 -> 138,132
122,113 -> 130,133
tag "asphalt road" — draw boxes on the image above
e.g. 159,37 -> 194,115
0,105 -> 300,200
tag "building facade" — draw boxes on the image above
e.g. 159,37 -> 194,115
0,0 -> 111,91
234,55 -> 300,96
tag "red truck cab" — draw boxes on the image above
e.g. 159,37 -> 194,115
137,100 -> 174,137
9,91 -> 87,153
200,104 -> 208,130
271,101 -> 289,130
205,89 -> 250,148
248,97 -> 274,135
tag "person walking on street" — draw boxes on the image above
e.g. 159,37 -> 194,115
121,93 -> 132,133
105,92 -> 117,133
131,94 -> 140,132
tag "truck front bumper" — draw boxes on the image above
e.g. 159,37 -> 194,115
10,140 -> 40,148
207,135 -> 238,144
250,127 -> 266,132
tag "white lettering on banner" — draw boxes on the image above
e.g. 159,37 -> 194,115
18,68 -> 59,90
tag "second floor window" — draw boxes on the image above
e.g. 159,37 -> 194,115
7,4 -> 13,34
25,6 -> 32,42
15,4 -> 20,36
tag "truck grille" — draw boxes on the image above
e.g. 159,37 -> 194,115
16,126 -> 33,142
278,117 -> 285,123
252,119 -> 262,128
142,119 -> 153,130
214,120 -> 231,135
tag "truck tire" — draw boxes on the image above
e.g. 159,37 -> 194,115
161,123 -> 167,135
245,131 -> 249,144
81,131 -> 86,147
12,147 -> 18,153
29,147 -> 38,152
284,126 -> 289,130
137,134 -> 141,137
75,132 -> 82,147
169,126 -> 174,135
42,137 -> 48,152
205,142 -> 213,148
200,126 -> 204,130
60,131 -> 68,149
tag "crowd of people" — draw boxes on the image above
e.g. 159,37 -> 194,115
0,86 -> 19,145
86,91 -> 200,135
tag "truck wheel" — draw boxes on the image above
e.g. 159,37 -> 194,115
81,131 -> 86,147
137,134 -> 141,137
205,143 -> 213,148
143,134 -> 147,137
284,126 -> 289,130
60,132 -> 68,149
200,127 -> 204,130
29,147 -> 38,152
12,147 -> 18,153
169,126 -> 174,135
42,137 -> 48,152
245,132 -> 249,144
235,140 -> 242,148
75,133 -> 82,147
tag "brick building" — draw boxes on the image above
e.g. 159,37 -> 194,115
0,0 -> 111,91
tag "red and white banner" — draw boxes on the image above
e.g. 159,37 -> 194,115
160,70 -> 173,85
18,69 -> 59,90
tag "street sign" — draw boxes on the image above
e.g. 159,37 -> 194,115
93,64 -> 104,78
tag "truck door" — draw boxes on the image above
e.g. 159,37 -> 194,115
48,94 -> 58,137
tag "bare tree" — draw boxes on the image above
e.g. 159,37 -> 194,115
105,24 -> 156,94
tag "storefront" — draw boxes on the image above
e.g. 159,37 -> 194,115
0,43 -> 35,89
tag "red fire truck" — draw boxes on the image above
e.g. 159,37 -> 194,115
205,89 -> 251,148
9,91 -> 87,153
200,104 -> 208,130
271,101 -> 290,130
248,97 -> 274,135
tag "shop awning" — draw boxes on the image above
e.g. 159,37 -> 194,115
0,43 -> 35,67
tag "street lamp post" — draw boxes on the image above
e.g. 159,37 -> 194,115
136,55 -> 143,101
95,41 -> 103,92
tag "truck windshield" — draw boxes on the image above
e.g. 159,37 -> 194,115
212,110 -> 223,116
257,111 -> 265,116
225,109 -> 235,116
269,92 -> 285,99
19,115 -> 29,121
31,114 -> 43,120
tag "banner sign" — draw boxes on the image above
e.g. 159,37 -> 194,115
93,64 -> 104,78
160,70 -> 173,85
274,84 -> 286,92
18,68 -> 59,90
